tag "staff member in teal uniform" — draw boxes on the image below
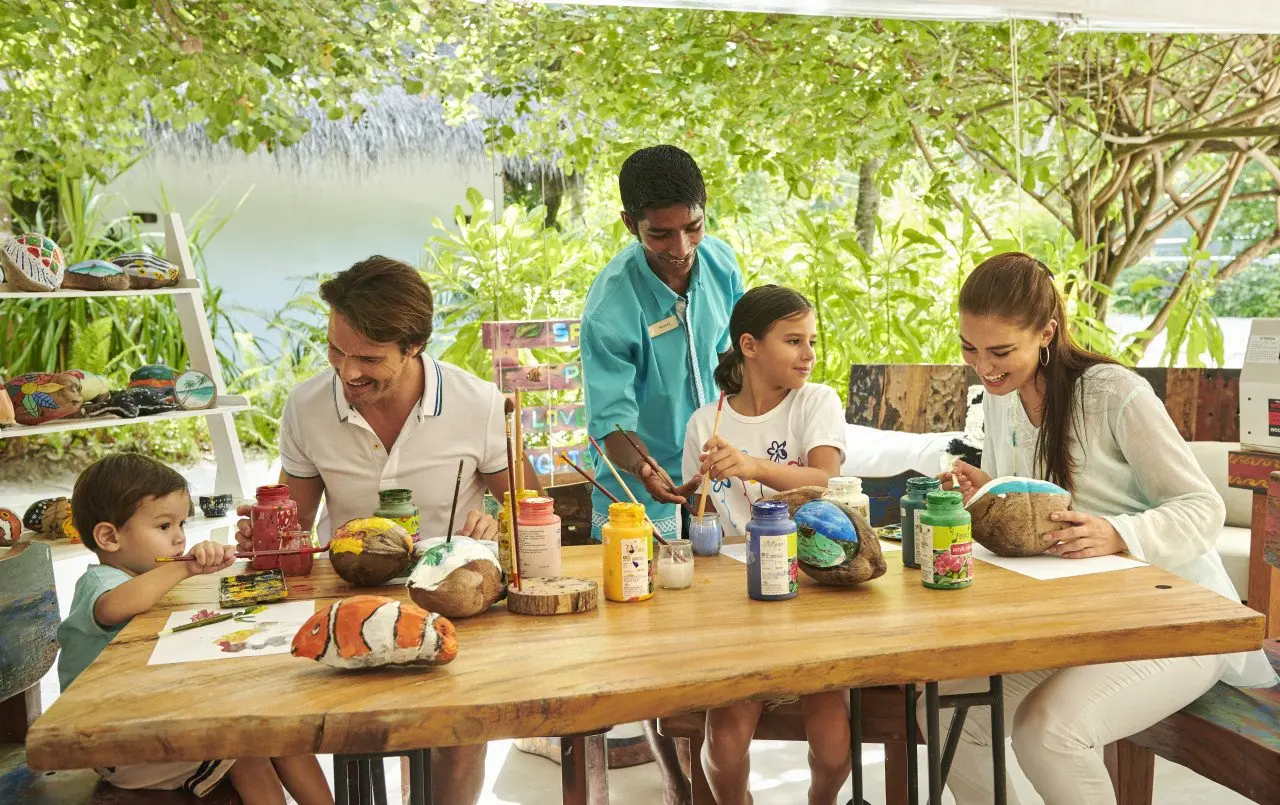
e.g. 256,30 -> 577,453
580,144 -> 744,805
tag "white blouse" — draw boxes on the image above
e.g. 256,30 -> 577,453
982,364 -> 1277,688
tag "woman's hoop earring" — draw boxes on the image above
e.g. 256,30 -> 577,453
1040,346 -> 1050,367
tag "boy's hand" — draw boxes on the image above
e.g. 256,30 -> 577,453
185,540 -> 237,576
700,436 -> 758,483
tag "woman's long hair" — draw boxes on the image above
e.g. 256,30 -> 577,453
713,285 -> 813,395
959,253 -> 1119,492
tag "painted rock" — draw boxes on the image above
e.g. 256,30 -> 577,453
40,497 -> 79,543
291,595 -> 458,670
63,260 -> 130,291
80,387 -> 175,419
769,486 -> 886,587
4,372 -> 84,425
330,518 -> 415,587
129,364 -> 180,401
174,369 -> 216,410
1,233 -> 65,292
407,537 -> 506,619
0,508 -> 21,546
111,253 -> 179,289
67,370 -> 110,402
23,499 -> 55,531
966,477 -> 1072,557
199,494 -> 234,518
0,387 -> 15,427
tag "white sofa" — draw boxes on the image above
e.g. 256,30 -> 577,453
1187,441 -> 1255,602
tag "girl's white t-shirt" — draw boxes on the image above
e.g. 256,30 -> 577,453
682,383 -> 846,536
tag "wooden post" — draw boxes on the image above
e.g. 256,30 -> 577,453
1105,740 -> 1156,805
1229,450 -> 1280,638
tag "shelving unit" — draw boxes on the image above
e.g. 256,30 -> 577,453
2,214 -> 251,539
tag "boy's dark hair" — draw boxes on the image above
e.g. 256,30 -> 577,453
320,256 -> 434,353
618,145 -> 708,222
72,453 -> 189,551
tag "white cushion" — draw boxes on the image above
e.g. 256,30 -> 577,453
1187,441 -> 1253,528
843,424 -> 963,478
1216,525 -> 1252,602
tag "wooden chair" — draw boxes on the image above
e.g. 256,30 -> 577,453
1106,470 -> 1280,804
0,541 -> 241,804
657,686 -> 918,805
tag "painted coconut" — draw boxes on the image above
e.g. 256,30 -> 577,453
63,260 -> 130,291
0,508 -> 21,546
174,369 -> 216,410
0,387 -> 15,427
1,234 -> 65,292
67,370 -> 110,402
111,253 -> 179,289
4,372 -> 84,425
966,477 -> 1072,557
407,537 -> 506,619
40,497 -> 79,543
768,486 -> 886,586
330,517 -> 415,587
291,595 -> 458,670
129,364 -> 180,402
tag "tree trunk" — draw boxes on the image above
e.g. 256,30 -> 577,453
855,159 -> 882,255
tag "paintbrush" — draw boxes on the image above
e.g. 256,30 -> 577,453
157,610 -> 236,637
613,423 -> 697,516
696,392 -> 727,519
586,436 -> 688,557
513,388 -> 526,494
560,452 -> 672,547
446,458 -> 464,543
157,545 -> 328,562
504,396 -> 523,591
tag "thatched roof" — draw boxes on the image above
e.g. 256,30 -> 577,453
143,87 -> 562,185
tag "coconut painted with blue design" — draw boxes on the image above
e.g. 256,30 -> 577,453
965,476 -> 1072,557
407,537 -> 505,618
63,260 -> 130,291
770,487 -> 886,587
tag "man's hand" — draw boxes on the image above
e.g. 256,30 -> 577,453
234,503 -> 252,551
458,510 -> 499,541
636,455 -> 699,504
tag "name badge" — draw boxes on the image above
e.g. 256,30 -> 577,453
648,315 -> 680,339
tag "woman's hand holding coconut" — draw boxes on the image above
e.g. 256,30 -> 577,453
1042,510 -> 1125,559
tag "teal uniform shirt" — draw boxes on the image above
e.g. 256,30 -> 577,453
581,234 -> 745,539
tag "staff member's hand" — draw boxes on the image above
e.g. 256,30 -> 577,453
234,504 -> 252,552
1043,511 -> 1126,559
637,455 -> 700,504
939,459 -> 990,504
458,510 -> 498,541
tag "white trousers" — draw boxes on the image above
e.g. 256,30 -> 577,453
918,655 -> 1225,805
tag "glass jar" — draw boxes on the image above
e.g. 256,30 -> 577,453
277,530 -> 314,576
374,488 -> 420,543
250,484 -> 298,571
687,513 -> 723,556
657,539 -> 695,589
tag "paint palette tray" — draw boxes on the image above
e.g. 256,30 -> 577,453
219,569 -> 288,608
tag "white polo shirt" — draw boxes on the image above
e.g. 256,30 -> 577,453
278,356 -> 508,545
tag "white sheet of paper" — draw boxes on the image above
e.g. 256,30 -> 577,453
1245,333 -> 1280,364
148,600 -> 315,666
879,539 -> 902,553
720,543 -> 748,564
971,543 -> 1145,580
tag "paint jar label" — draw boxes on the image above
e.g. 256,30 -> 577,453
620,537 -> 651,600
498,520 -> 514,579
758,532 -> 798,597
516,522 -> 562,578
389,514 -> 420,543
919,523 -> 973,589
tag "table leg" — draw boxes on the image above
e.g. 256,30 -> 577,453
990,675 -> 1006,805
904,683 -> 919,805
940,707 -> 968,782
849,687 -> 864,805
409,750 -> 431,805
358,759 -> 374,805
335,757 -> 351,805
334,751 -> 432,805
926,682 -> 942,805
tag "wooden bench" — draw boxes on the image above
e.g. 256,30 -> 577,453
0,541 -> 241,804
1107,470 -> 1280,805
657,686 -> 919,805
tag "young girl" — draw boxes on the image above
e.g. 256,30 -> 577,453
940,253 -> 1276,805
682,285 -> 850,805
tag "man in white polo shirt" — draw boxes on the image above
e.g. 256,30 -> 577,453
235,256 -> 537,803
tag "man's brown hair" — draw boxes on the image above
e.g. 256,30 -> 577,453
72,453 -> 190,551
319,256 -> 434,352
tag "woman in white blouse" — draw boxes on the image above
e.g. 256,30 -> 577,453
942,252 -> 1276,805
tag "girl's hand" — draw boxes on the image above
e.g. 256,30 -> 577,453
940,459 -> 990,504
699,436 -> 757,482
1043,511 -> 1127,559
186,541 -> 237,576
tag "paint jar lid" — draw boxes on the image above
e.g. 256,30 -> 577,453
378,488 -> 413,504
750,500 -> 790,520
607,501 -> 647,527
518,497 -> 555,515
925,490 -> 964,510
907,476 -> 943,493
828,476 -> 863,494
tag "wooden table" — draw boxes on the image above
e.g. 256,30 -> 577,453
27,546 -> 1265,802
1228,449 -> 1280,636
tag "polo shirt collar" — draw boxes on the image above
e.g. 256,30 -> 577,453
633,242 -> 702,314
331,354 -> 443,423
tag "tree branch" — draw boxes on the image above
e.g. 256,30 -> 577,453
951,128 -> 1073,230
1114,123 -> 1280,154
910,121 -> 994,243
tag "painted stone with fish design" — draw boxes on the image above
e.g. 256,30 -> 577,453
291,595 -> 458,670
63,260 -> 130,291
111,253 -> 180,289
0,508 -> 21,546
330,517 -> 415,587
768,487 -> 886,587
407,537 -> 505,619
965,477 -> 1072,557
1,233 -> 65,291
4,372 -> 84,425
